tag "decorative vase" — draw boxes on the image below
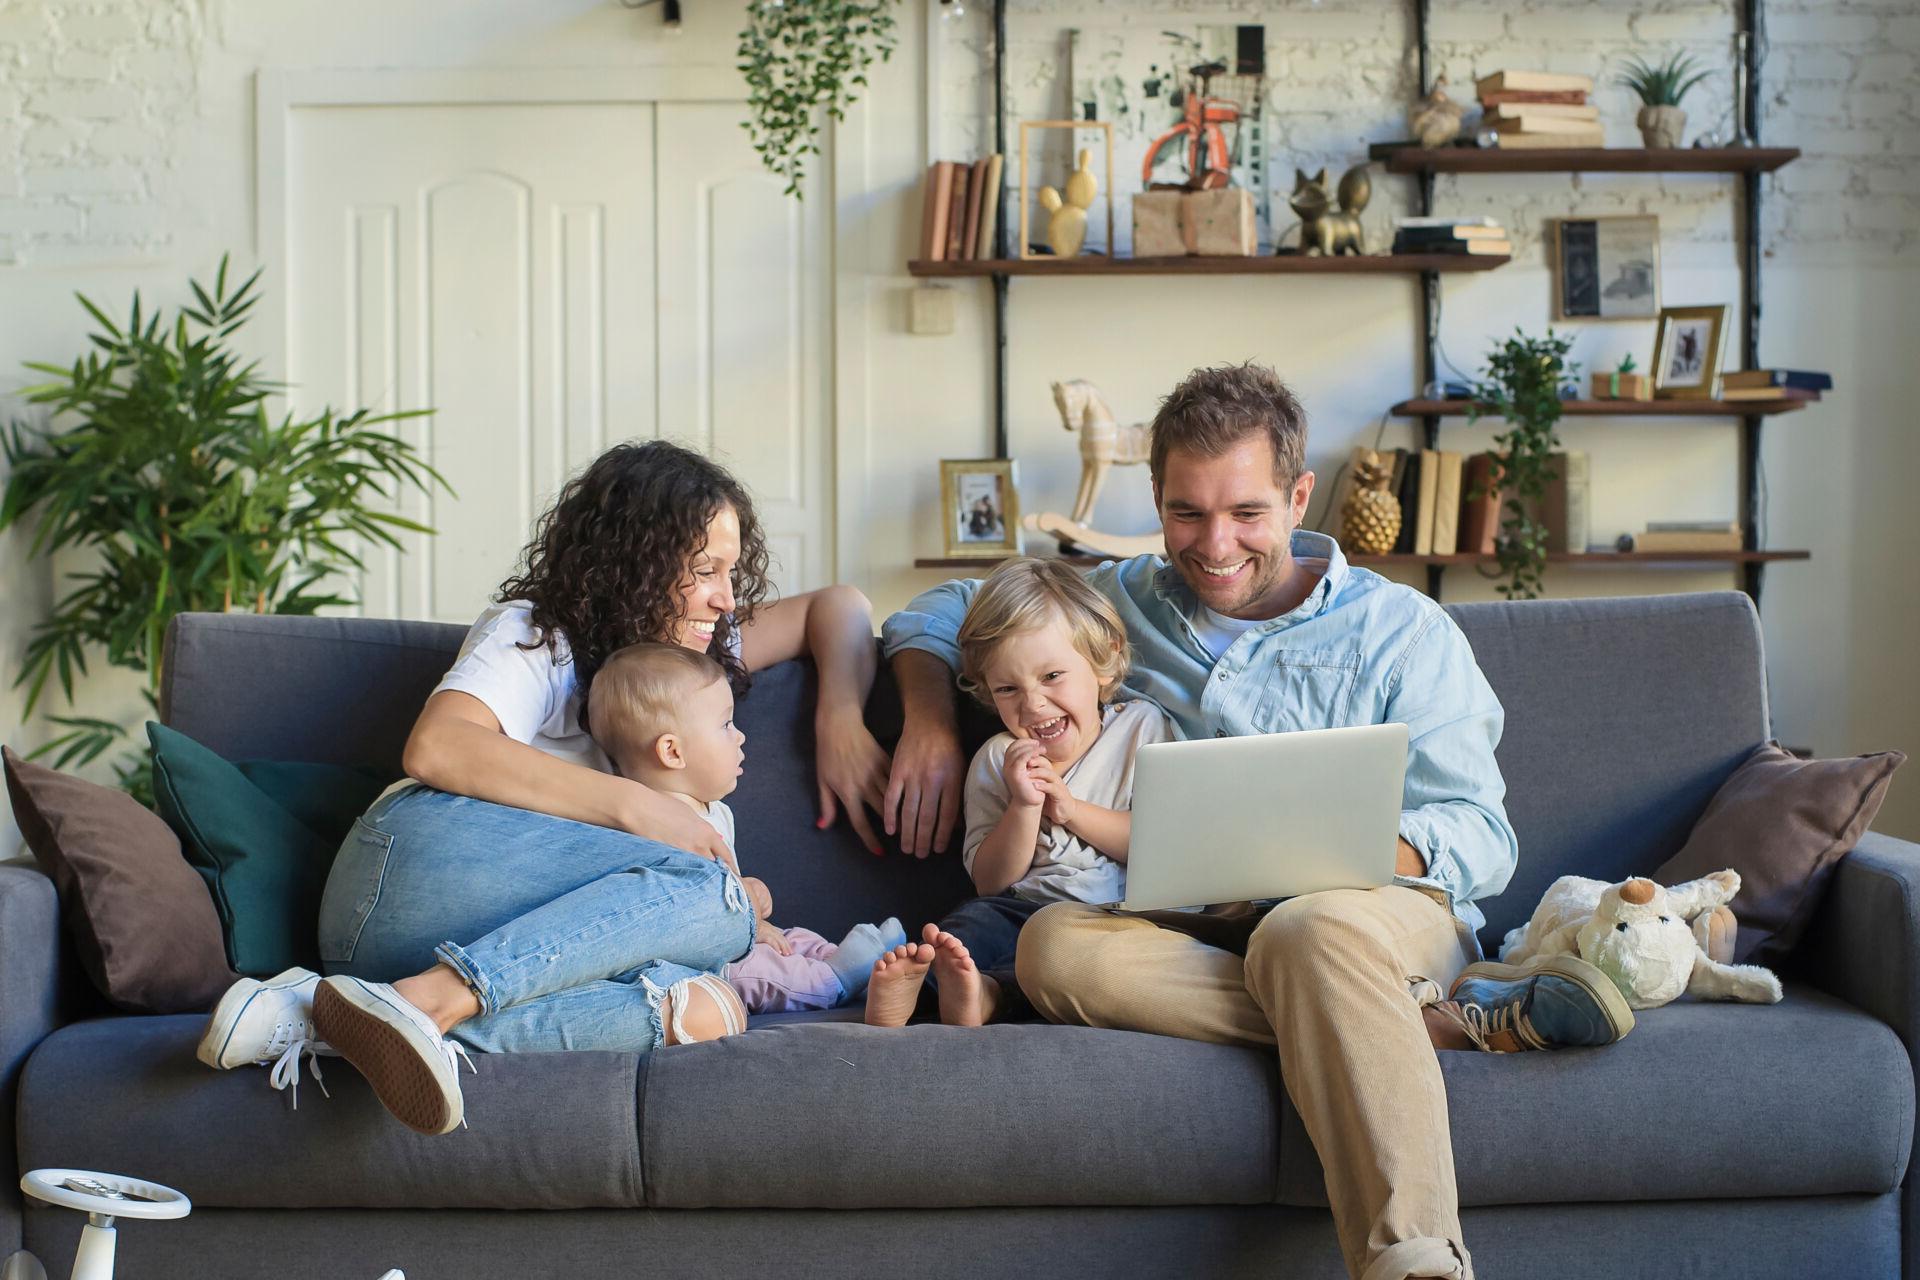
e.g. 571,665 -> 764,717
1637,105 -> 1686,149
1341,451 -> 1402,554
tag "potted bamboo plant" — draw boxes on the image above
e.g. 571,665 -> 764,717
0,258 -> 446,798
1468,329 -> 1578,601
1617,52 -> 1713,149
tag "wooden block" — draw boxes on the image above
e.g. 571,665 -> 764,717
1590,371 -> 1653,401
1131,191 -> 1187,258
1180,188 -> 1257,257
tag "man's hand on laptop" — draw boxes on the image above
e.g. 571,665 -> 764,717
1396,838 -> 1427,878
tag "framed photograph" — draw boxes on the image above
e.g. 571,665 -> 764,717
1651,304 -> 1730,399
941,459 -> 1021,559
1551,216 -> 1660,321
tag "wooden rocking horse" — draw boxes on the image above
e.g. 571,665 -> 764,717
1032,380 -> 1165,560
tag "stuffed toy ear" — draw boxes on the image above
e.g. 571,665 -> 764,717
1685,952 -> 1783,1004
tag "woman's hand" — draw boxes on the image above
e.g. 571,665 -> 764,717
619,783 -> 740,873
815,712 -> 892,855
1002,739 -> 1049,811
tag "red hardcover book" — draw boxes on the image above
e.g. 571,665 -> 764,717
923,162 -> 956,262
945,165 -> 972,261
1479,89 -> 1591,107
960,157 -> 990,262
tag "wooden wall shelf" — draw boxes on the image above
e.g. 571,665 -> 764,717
914,550 -> 1810,571
1392,398 -> 1811,418
907,253 -> 1508,278
1373,146 -> 1800,175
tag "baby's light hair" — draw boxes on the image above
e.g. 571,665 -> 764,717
957,557 -> 1130,704
587,642 -> 727,776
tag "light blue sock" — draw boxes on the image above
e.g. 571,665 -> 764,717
827,917 -> 908,999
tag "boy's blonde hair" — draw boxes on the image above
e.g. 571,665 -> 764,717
587,642 -> 726,775
957,557 -> 1131,703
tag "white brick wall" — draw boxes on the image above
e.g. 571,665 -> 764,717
939,0 -> 1919,260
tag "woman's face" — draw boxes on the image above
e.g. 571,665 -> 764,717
673,504 -> 741,650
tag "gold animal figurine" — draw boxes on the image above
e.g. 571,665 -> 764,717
1038,149 -> 1099,257
1409,76 -> 1467,149
1288,164 -> 1371,256
1052,378 -> 1151,525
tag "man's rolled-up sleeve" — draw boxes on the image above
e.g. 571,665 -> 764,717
879,577 -> 984,672
1384,608 -> 1519,909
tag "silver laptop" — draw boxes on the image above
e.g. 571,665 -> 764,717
1119,722 -> 1410,912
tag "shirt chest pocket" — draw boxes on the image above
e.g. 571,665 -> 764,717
1252,648 -> 1362,734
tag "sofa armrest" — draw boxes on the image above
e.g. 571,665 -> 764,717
0,863 -> 67,1257
1800,830 -> 1920,1280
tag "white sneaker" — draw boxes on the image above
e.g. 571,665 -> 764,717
197,967 -> 336,1108
312,975 -> 476,1136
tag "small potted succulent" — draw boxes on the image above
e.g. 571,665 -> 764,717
1617,52 -> 1713,149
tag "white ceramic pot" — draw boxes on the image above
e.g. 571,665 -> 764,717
1637,104 -> 1686,149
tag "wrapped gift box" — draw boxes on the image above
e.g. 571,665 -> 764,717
1131,191 -> 1187,258
1180,188 -> 1257,257
1590,370 -> 1653,401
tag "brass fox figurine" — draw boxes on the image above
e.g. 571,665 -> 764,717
1288,165 -> 1371,256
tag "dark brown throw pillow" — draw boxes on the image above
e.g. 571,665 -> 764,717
1655,740 -> 1906,965
4,746 -> 238,1013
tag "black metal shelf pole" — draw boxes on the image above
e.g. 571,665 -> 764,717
992,0 -> 1010,459
1414,0 -> 1443,599
1737,0 -> 1765,604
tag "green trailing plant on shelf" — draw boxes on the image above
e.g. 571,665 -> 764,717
1467,328 -> 1578,601
738,0 -> 899,198
0,257 -> 447,801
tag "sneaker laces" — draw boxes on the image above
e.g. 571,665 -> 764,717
268,1037 -> 330,1109
443,1039 -> 477,1130
1451,1000 -> 1548,1053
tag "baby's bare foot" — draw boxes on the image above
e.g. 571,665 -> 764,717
929,929 -> 997,1027
863,942 -> 933,1027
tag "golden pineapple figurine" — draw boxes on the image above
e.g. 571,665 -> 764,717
1341,450 -> 1402,553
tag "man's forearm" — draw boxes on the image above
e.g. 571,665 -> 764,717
895,648 -> 961,733
1396,837 -> 1427,879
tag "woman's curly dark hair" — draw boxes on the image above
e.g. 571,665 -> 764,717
496,440 -> 773,697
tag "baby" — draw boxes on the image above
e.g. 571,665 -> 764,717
865,557 -> 1175,1028
588,643 -> 905,1016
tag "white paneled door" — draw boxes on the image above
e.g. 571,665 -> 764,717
283,95 -> 831,624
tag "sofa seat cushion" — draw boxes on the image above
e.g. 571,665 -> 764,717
19,1017 -> 645,1210
639,1020 -> 1282,1208
1275,983 -> 1913,1207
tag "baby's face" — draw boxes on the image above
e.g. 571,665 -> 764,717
981,615 -> 1110,767
674,675 -> 747,801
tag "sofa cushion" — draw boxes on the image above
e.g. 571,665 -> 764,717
1275,983 -> 1913,1208
638,1020 -> 1282,1208
3,748 -> 236,1014
1655,741 -> 1906,964
18,1016 -> 644,1210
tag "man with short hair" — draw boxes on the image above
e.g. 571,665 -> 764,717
880,363 -> 1630,1280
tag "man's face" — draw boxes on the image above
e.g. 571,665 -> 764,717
1154,436 -> 1315,620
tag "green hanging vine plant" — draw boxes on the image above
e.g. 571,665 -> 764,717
1467,328 -> 1578,600
738,0 -> 899,197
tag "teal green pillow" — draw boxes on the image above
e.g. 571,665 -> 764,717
146,723 -> 395,975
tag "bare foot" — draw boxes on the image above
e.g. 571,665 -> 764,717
863,942 -> 934,1027
928,928 -> 999,1027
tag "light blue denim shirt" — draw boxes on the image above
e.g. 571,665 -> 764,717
881,530 -> 1518,935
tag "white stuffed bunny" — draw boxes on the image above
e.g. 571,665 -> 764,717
1500,870 -> 1784,1010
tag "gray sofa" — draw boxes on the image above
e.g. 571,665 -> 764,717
4,590 -> 1914,1279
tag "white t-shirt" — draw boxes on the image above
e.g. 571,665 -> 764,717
1188,605 -> 1264,662
431,599 -> 744,772
962,699 -> 1178,905
696,798 -> 737,852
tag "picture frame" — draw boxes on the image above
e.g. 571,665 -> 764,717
1017,120 -> 1115,261
940,459 -> 1022,559
1550,215 -> 1660,321
1651,304 -> 1730,399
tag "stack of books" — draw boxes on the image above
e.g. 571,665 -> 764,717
1719,368 -> 1833,403
917,155 -> 1005,263
1392,215 -> 1512,258
1634,520 -> 1744,553
1475,70 -> 1603,150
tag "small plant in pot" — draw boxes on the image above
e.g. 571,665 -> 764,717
1617,52 -> 1713,149
1467,328 -> 1578,601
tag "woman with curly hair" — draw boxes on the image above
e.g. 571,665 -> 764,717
198,440 -> 889,1136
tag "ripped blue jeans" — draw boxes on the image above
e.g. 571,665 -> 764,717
316,784 -> 756,1054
